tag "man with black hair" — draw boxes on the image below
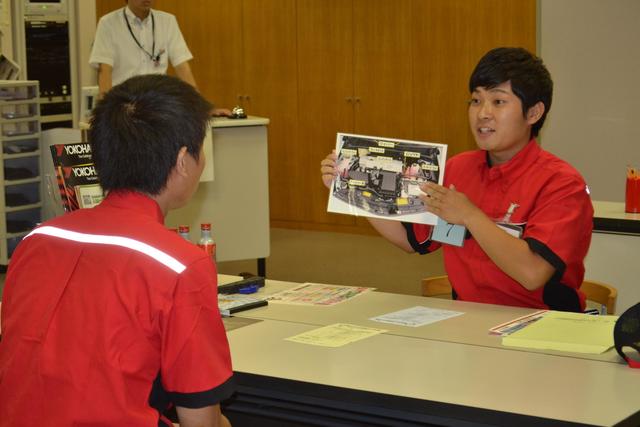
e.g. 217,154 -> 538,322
0,75 -> 233,427
90,0 -> 229,115
321,47 -> 593,311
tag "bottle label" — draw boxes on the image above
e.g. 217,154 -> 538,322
198,242 -> 216,258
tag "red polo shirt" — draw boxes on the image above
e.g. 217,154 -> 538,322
405,141 -> 593,311
0,191 -> 233,427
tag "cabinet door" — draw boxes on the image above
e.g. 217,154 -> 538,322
241,0 -> 299,224
155,0 -> 244,110
297,0 -> 356,227
351,0 -> 414,231
353,0 -> 414,140
95,0 -> 122,19
412,0 -> 537,157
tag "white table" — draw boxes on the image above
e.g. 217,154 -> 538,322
222,277 -> 639,426
588,201 -> 640,314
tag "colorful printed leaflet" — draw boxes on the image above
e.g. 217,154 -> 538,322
267,283 -> 373,306
49,143 -> 103,212
489,310 -> 547,336
328,133 -> 448,225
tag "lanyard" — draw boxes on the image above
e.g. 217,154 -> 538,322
123,8 -> 159,64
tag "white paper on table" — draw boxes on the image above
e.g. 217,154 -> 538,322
285,323 -> 386,348
371,306 -> 464,327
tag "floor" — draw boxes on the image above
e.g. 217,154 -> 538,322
217,227 -> 445,296
0,228 -> 445,299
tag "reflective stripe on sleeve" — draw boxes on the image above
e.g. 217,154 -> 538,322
26,226 -> 186,273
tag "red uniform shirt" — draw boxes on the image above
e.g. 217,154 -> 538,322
0,191 -> 233,427
405,141 -> 593,311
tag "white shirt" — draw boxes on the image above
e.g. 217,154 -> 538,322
89,7 -> 193,86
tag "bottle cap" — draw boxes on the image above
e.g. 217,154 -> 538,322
178,225 -> 190,233
201,223 -> 211,231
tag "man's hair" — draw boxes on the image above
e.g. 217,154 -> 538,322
469,47 -> 553,138
89,74 -> 212,194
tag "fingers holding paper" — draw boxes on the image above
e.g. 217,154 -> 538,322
320,150 -> 338,189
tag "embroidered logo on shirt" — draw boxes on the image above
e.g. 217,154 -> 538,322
501,202 -> 520,223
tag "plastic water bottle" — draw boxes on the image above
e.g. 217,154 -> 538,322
198,223 -> 216,261
178,225 -> 190,242
198,223 -> 216,262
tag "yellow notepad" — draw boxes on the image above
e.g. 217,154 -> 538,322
502,311 -> 618,354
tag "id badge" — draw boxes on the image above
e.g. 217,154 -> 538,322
496,222 -> 523,238
432,217 -> 466,247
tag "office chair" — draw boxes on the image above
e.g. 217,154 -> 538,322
421,275 -> 618,314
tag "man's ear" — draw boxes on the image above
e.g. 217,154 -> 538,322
175,146 -> 189,177
526,101 -> 545,125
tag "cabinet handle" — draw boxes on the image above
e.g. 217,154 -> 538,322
237,94 -> 243,101
345,97 -> 353,103
245,95 -> 251,101
354,97 -> 361,103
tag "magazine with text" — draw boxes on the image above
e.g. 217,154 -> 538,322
50,142 -> 104,212
327,133 -> 447,225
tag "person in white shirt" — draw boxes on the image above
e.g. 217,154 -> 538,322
89,0 -> 229,115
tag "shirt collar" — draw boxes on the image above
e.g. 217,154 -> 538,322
99,190 -> 164,224
482,139 -> 541,182
124,6 -> 152,25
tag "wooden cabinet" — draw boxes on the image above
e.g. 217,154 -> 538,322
412,0 -> 537,158
95,0 -> 536,234
296,0 -> 354,227
353,0 -> 413,140
157,0 -> 244,110
160,0 -> 299,224
99,0 -> 299,225
295,0 -> 413,230
241,0 -> 299,224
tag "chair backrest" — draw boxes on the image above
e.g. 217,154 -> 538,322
420,276 -> 618,315
421,275 -> 452,299
581,280 -> 617,315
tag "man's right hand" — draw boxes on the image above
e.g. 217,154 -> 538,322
320,150 -> 338,189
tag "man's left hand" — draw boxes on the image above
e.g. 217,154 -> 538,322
419,182 -> 481,226
210,108 -> 232,117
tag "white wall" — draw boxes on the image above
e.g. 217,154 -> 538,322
74,0 -> 96,88
539,0 -> 640,202
540,1 -> 640,312
73,0 -> 97,124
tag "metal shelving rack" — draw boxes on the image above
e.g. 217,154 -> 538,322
0,80 -> 41,265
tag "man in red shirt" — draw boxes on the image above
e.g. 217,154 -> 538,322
0,75 -> 233,426
321,47 -> 593,311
